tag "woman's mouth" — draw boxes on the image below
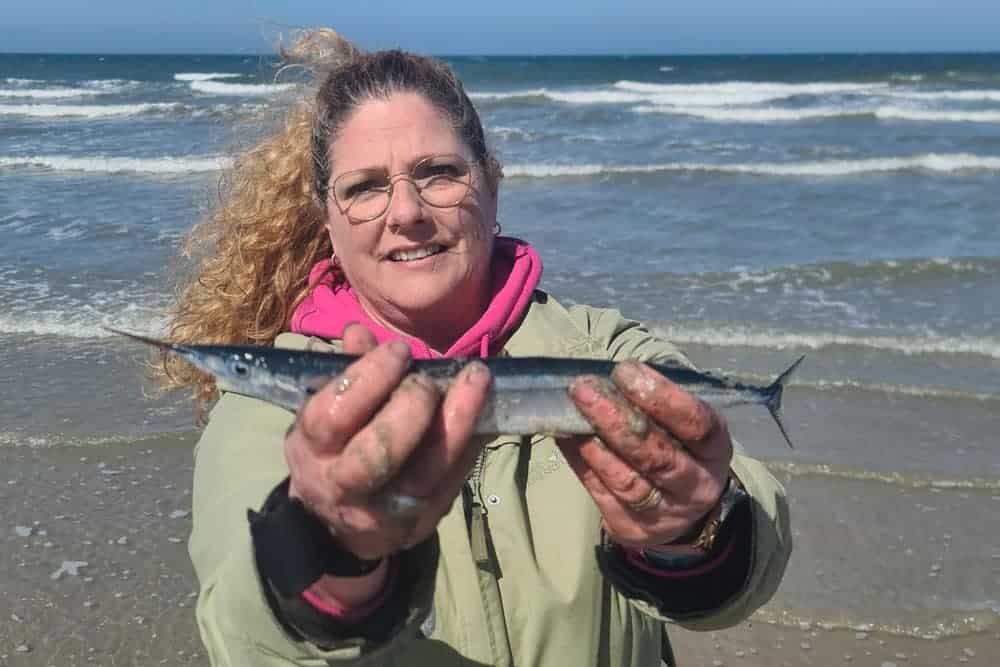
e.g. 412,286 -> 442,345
387,244 -> 445,262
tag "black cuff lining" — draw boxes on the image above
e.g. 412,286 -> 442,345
262,537 -> 437,647
249,477 -> 439,647
596,500 -> 754,618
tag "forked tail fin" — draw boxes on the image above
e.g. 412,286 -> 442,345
764,355 -> 806,449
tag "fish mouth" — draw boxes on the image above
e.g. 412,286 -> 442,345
104,327 -> 207,369
104,327 -> 175,351
386,243 -> 446,262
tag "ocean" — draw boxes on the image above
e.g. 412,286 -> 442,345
1,52 -> 997,647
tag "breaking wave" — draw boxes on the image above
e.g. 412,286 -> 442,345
0,307 -> 168,340
873,107 -> 1000,123
762,460 -> 1000,492
614,80 -> 888,106
890,89 -> 1000,102
0,154 -> 231,174
11,152 -> 994,179
173,72 -> 243,81
715,372 -> 999,404
651,323 -> 1000,359
0,87 -> 108,99
752,607 -> 999,641
504,153 -> 1000,179
469,88 -> 548,102
188,80 -> 296,96
0,102 -> 182,118
471,80 -> 891,108
680,256 -> 1000,291
635,104 -> 1000,123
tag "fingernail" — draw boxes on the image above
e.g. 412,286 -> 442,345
403,372 -> 435,391
612,360 -> 640,386
462,361 -> 490,386
387,340 -> 411,359
613,361 -> 655,397
570,376 -> 605,405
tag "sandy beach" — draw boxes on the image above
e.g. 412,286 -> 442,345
3,436 -> 996,667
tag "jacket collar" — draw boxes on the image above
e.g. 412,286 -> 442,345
290,236 -> 543,359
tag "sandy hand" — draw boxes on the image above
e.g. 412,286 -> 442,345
284,323 -> 491,560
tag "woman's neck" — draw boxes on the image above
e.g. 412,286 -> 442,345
356,288 -> 490,355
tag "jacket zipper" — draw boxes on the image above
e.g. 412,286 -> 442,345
465,447 -> 513,666
466,449 -> 499,576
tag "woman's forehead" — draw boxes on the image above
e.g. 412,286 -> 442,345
330,93 -> 466,172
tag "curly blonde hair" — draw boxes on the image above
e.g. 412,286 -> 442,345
155,29 -> 502,409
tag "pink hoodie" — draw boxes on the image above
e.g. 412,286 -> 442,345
290,236 -> 543,359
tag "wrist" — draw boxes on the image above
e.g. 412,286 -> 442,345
302,558 -> 395,621
640,472 -> 748,566
309,558 -> 390,607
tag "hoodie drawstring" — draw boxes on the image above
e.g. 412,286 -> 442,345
479,333 -> 490,359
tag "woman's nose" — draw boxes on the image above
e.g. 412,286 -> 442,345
383,178 -> 424,230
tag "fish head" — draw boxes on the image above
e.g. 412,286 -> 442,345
107,328 -> 308,410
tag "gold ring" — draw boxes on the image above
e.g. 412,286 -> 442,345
627,487 -> 663,514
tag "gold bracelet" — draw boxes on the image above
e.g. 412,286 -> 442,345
643,473 -> 747,558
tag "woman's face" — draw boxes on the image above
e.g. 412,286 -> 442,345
324,92 -> 497,328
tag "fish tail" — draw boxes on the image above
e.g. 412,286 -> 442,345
763,355 -> 806,449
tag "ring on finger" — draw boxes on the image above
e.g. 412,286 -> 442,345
627,486 -> 663,514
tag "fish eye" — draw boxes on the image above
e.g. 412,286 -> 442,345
229,359 -> 251,377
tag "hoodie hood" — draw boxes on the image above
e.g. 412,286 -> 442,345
290,236 -> 542,360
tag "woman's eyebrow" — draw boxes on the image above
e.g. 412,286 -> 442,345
335,153 -> 446,175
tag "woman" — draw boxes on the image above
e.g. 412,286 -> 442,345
161,30 -> 791,667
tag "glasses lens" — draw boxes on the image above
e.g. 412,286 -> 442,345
412,155 -> 471,208
333,170 -> 390,221
332,154 -> 473,221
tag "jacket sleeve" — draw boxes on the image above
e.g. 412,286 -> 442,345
568,305 -> 793,631
188,391 -> 436,665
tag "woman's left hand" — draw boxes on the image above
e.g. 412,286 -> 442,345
555,360 -> 733,549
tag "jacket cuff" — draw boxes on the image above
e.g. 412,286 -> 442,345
250,478 -> 440,649
596,498 -> 753,618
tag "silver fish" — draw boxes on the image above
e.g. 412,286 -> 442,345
114,329 -> 802,514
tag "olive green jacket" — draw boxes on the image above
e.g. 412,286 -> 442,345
189,292 -> 792,666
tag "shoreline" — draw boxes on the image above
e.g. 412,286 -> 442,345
2,438 -> 996,666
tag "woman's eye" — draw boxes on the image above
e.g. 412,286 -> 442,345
415,162 -> 465,179
346,180 -> 380,197
428,164 -> 459,176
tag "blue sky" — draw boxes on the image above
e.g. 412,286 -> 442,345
3,0 -> 999,55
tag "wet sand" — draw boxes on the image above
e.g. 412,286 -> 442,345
2,438 -> 997,666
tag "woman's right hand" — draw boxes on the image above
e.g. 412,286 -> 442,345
285,323 -> 492,561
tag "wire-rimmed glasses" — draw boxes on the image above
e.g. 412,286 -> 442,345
330,153 -> 474,223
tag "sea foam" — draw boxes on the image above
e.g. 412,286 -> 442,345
889,89 -> 1000,102
471,80 -> 890,108
173,72 -> 244,81
615,80 -> 888,106
0,103 -> 181,118
188,80 -> 296,96
0,87 -> 107,99
0,154 -> 232,174
874,107 -> 1000,123
503,153 -> 1000,179
0,305 -> 169,340
634,105 -> 858,122
651,323 -> 1000,359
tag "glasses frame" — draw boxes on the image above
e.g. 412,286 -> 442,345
330,153 -> 475,223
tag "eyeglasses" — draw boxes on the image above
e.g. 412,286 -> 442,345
330,153 -> 474,223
